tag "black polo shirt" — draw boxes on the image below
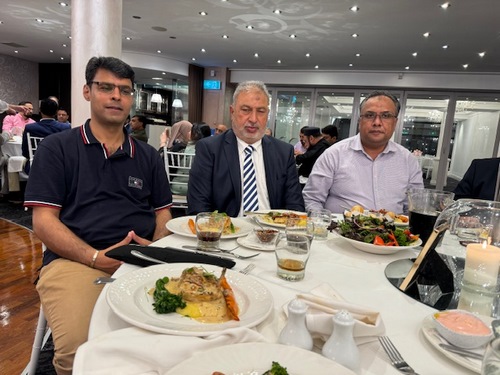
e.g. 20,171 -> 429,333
24,120 -> 172,265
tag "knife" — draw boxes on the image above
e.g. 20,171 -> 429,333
438,343 -> 484,360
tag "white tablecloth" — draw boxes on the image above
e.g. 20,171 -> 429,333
74,221 -> 476,375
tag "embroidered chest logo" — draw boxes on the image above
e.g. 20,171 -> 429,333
128,176 -> 143,189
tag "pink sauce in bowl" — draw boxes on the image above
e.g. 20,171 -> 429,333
435,311 -> 491,335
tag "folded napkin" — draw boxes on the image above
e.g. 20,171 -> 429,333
285,283 -> 385,344
7,155 -> 26,172
106,244 -> 236,269
73,326 -> 268,375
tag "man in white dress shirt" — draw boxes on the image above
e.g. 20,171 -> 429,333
303,91 -> 423,213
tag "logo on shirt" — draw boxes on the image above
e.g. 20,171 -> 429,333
128,176 -> 143,189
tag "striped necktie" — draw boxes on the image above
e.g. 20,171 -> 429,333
243,145 -> 259,212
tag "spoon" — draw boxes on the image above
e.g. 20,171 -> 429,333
93,276 -> 116,285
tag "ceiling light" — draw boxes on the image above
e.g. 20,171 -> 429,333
151,93 -> 163,103
233,59 -> 237,63
442,45 -> 448,49
315,65 -> 319,69
479,51 -> 486,57
305,53 -> 310,57
355,53 -> 360,57
350,6 -> 359,12
68,36 -> 72,39
125,37 -> 132,40
349,63 -> 353,67
462,64 -> 469,69
254,53 -> 259,58
59,2 -> 68,6
0,21 -> 3,24
222,35 -> 228,39
440,2 -> 451,9
172,79 -> 183,108
412,52 -> 418,57
14,50 -> 18,53
60,57 -> 64,60
152,77 -> 162,80
36,18 -> 44,23
405,66 -> 410,70
423,32 -> 430,37
49,49 -> 54,53
157,50 -> 162,53
289,34 -> 296,39
162,72 -> 166,75
191,57 -> 196,61
246,25 -> 253,30
199,11 -> 207,16
351,33 -> 358,38
273,9 -> 281,14
62,44 -> 67,47
277,60 -> 282,64
201,48 -> 206,52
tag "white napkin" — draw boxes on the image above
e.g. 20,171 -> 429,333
285,283 -> 385,344
73,326 -> 268,375
7,156 -> 26,172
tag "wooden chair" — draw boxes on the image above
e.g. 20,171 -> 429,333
164,148 -> 196,209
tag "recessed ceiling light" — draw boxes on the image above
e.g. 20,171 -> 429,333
152,77 -> 162,80
273,9 -> 281,14
355,53 -> 360,57
59,2 -> 68,6
405,66 -> 410,70
246,25 -> 254,30
125,37 -> 132,40
14,50 -> 18,53
62,44 -> 67,47
49,49 -> 54,53
157,50 -> 162,53
199,11 -> 207,16
162,72 -> 166,75
412,52 -> 418,57
233,59 -> 237,63
349,63 -> 353,67
440,2 -> 451,9
222,35 -> 228,39
442,45 -> 448,49
254,53 -> 259,58
305,53 -> 310,57
36,18 -> 44,23
351,33 -> 358,38
423,32 -> 430,37
133,15 -> 141,19
289,34 -> 296,39
350,6 -> 359,12
0,21 -> 3,24
479,51 -> 486,57
315,65 -> 319,69
201,48 -> 206,53
68,36 -> 72,39
277,60 -> 282,64
191,57 -> 196,61
462,64 -> 469,69
60,57 -> 64,60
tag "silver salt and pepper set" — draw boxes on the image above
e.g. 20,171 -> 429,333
278,299 -> 360,374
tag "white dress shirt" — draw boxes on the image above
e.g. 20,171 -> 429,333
237,138 -> 270,216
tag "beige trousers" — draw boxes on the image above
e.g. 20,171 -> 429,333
36,258 -> 109,375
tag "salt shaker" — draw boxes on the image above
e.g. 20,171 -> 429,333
278,299 -> 313,350
322,310 -> 360,374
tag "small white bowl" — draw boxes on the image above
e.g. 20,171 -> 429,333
433,309 -> 492,349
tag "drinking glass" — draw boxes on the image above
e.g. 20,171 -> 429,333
195,212 -> 226,249
407,188 -> 455,244
307,208 -> 331,240
275,234 -> 311,281
285,216 -> 314,247
482,338 -> 500,374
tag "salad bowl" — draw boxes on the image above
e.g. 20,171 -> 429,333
340,236 -> 422,255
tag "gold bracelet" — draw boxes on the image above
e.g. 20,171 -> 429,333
90,250 -> 99,268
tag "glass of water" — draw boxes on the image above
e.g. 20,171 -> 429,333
482,338 -> 500,374
275,234 -> 311,281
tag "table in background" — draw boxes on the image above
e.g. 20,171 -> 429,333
1,138 -> 25,193
78,219 -> 476,375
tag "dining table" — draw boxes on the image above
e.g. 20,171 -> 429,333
73,215 -> 478,375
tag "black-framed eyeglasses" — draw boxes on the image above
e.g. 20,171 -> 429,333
359,112 -> 397,122
90,81 -> 135,96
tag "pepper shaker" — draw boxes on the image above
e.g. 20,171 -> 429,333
278,299 -> 313,350
322,310 -> 360,374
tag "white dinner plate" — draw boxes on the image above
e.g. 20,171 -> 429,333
237,233 -> 277,252
166,342 -> 357,375
166,215 -> 253,239
252,210 -> 307,228
340,236 -> 422,255
421,313 -> 490,374
106,263 -> 273,336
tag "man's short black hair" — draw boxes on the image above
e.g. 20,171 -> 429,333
132,115 -> 148,128
40,98 -> 59,117
322,125 -> 338,138
85,56 -> 135,86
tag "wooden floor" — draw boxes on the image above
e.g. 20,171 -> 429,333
0,218 -> 42,375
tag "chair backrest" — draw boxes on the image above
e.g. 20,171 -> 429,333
26,132 -> 44,163
163,148 -> 196,186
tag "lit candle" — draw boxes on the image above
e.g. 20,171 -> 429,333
458,242 -> 500,317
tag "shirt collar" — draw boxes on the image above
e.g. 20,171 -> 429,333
80,119 -> 134,158
236,137 -> 262,154
352,133 -> 395,155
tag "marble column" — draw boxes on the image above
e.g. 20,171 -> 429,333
71,0 -> 123,127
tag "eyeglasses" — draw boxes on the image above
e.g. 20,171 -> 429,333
359,112 -> 397,122
90,81 -> 135,96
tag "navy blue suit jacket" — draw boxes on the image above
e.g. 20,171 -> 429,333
187,130 -> 305,217
454,158 -> 500,201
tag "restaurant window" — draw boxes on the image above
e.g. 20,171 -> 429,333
314,91 -> 354,142
273,90 -> 313,145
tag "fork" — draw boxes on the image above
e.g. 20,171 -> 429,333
378,336 -> 420,374
239,263 -> 256,275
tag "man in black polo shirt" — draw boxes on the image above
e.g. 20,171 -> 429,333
24,56 -> 173,375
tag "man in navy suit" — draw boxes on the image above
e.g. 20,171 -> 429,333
454,157 -> 500,201
187,80 -> 304,217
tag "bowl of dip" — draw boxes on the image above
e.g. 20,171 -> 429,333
433,309 -> 493,349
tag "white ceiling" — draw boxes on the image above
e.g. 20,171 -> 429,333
1,0 -> 499,81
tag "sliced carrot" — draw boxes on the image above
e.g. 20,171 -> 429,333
188,218 -> 196,234
373,236 -> 385,246
387,232 -> 399,246
219,269 -> 239,321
